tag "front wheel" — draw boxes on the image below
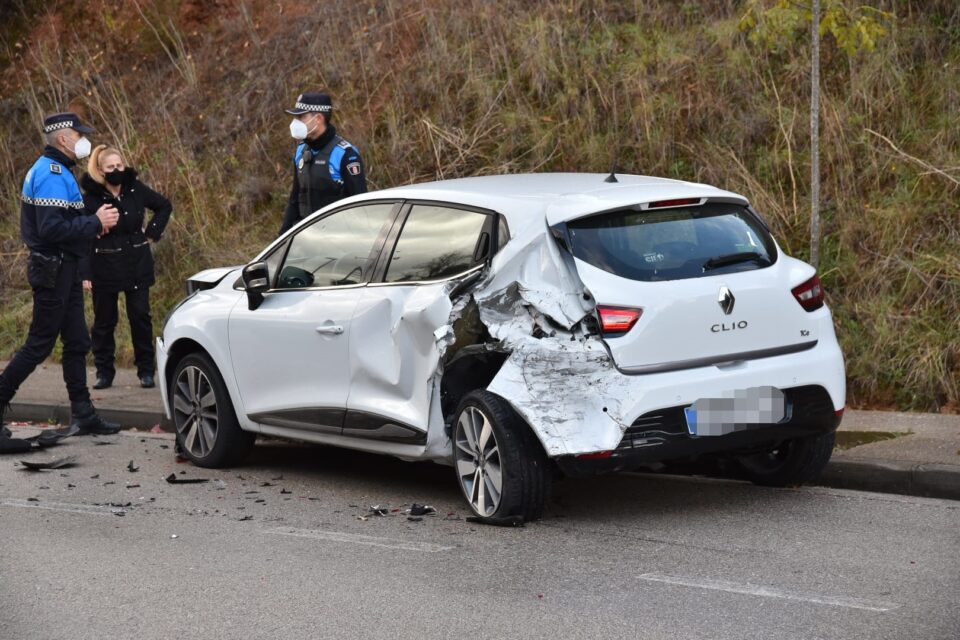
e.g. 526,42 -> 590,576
452,390 -> 551,522
737,430 -> 836,487
171,352 -> 254,468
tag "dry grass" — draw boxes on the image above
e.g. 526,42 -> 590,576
0,0 -> 957,411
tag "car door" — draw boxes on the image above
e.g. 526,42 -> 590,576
227,202 -> 399,434
346,202 -> 496,444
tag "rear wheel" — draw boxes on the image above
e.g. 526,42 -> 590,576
171,353 -> 254,468
737,430 -> 836,487
452,390 -> 551,522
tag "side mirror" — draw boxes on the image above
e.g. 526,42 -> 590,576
242,261 -> 269,310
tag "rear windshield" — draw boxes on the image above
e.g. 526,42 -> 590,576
566,203 -> 776,282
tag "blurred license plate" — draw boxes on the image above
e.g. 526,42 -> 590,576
684,387 -> 786,437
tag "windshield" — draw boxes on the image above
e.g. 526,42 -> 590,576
566,203 -> 777,282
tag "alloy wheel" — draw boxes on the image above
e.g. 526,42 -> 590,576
172,365 -> 218,458
455,405 -> 503,516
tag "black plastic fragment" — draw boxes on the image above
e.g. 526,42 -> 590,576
165,473 -> 209,484
127,460 -> 139,472
465,515 -> 526,527
409,503 -> 437,516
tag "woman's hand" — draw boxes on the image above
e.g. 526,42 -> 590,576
82,280 -> 93,291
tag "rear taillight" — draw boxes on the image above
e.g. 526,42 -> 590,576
792,275 -> 825,311
597,305 -> 642,335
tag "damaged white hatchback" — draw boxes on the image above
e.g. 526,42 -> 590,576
158,173 -> 845,521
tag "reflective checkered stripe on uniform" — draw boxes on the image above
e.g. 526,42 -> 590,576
43,121 -> 76,133
20,194 -> 85,209
294,102 -> 332,112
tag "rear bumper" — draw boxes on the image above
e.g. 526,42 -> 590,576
557,384 -> 841,477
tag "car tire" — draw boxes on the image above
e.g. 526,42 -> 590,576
171,352 -> 254,468
737,430 -> 836,487
452,390 -> 552,522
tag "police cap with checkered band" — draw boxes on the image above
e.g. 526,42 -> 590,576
284,92 -> 334,116
42,112 -> 95,134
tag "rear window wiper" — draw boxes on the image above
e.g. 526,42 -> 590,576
702,251 -> 769,271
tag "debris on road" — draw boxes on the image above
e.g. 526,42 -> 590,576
165,473 -> 209,484
369,505 -> 389,516
127,460 -> 139,472
18,455 -> 78,471
408,503 -> 437,516
408,516 -> 423,522
465,515 -> 526,527
238,515 -> 253,521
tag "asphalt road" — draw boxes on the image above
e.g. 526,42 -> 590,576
1,430 -> 957,640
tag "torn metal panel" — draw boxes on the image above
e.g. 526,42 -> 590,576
348,282 -> 455,458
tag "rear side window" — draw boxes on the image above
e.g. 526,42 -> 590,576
385,205 -> 489,283
566,203 -> 776,282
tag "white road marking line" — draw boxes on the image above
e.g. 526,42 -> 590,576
638,573 -> 899,612
0,498 -> 121,516
265,526 -> 455,553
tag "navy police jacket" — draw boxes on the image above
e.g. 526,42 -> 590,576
20,146 -> 102,260
279,125 -> 367,235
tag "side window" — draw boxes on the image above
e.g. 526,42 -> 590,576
275,203 -> 394,289
385,205 -> 489,283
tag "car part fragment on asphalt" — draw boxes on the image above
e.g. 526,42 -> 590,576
19,455 -> 79,470
127,460 -> 139,472
465,514 -> 526,527
165,473 -> 209,484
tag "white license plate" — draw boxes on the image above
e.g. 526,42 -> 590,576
684,387 -> 787,437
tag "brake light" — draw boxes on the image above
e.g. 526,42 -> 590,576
647,198 -> 700,209
792,275 -> 825,311
597,306 -> 642,334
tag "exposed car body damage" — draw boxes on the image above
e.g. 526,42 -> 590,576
160,173 -> 845,472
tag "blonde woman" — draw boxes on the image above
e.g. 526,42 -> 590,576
81,145 -> 172,389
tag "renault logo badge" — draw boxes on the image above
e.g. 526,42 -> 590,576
718,286 -> 735,315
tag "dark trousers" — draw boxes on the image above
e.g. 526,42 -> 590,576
0,260 -> 91,405
91,287 -> 154,379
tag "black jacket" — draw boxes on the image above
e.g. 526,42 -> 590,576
80,169 -> 172,292
279,125 -> 367,235
20,146 -> 102,261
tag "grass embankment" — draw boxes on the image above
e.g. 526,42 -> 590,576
0,0 -> 957,411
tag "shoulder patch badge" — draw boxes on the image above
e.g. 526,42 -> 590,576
346,162 -> 362,176
50,163 -> 62,174
298,157 -> 305,171
337,140 -> 352,149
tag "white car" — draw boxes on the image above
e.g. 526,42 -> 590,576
158,173 -> 845,521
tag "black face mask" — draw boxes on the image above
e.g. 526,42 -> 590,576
104,169 -> 125,186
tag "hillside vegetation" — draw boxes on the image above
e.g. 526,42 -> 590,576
0,0 -> 957,411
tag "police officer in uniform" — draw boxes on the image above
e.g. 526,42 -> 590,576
0,113 -> 122,453
279,92 -> 367,235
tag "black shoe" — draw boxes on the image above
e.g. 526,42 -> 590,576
139,375 -> 155,389
92,375 -> 113,390
1,401 -> 10,437
0,434 -> 32,454
70,400 -> 121,435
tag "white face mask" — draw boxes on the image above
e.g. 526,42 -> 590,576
74,136 -> 92,159
289,118 -> 309,141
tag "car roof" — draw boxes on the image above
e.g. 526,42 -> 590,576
361,173 -> 749,225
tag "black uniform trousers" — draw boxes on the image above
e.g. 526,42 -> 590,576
0,258 -> 91,406
91,287 -> 154,379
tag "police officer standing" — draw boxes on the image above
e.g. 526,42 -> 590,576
279,91 -> 367,235
0,113 -> 122,453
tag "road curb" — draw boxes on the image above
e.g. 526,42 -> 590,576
816,457 -> 960,501
7,401 -> 171,432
